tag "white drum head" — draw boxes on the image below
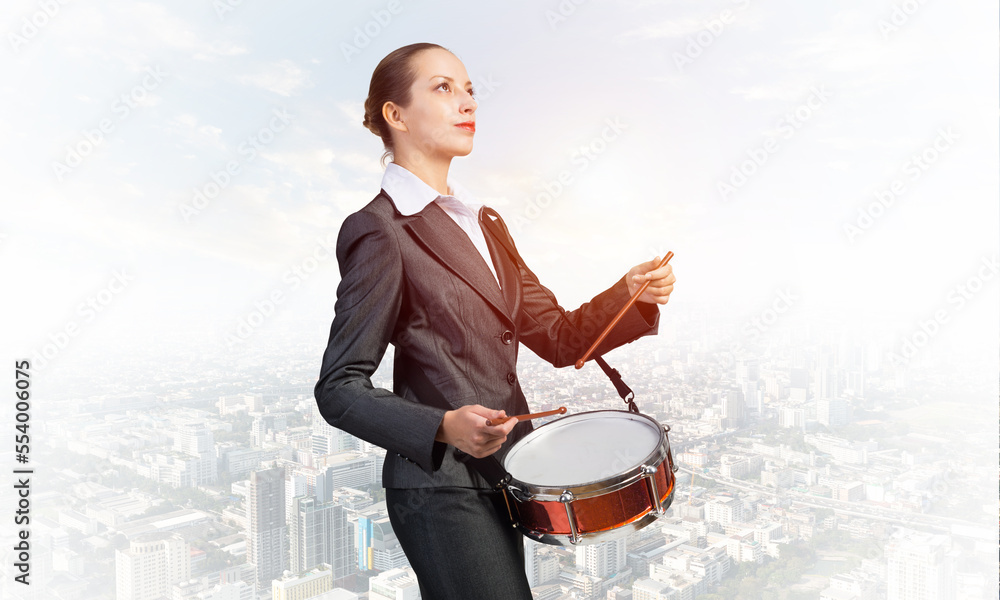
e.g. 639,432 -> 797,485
503,411 -> 662,487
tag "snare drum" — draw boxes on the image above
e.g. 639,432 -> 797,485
501,410 -> 676,546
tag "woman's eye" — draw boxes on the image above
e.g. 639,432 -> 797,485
437,82 -> 449,91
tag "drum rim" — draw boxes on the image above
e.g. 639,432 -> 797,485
503,409 -> 668,498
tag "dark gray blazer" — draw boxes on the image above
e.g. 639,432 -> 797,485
314,191 -> 660,489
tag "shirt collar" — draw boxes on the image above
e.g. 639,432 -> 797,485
380,162 -> 482,217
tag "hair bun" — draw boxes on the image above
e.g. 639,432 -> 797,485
362,110 -> 379,137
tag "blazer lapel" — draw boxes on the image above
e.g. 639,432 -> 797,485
403,202 -> 513,325
480,208 -> 521,321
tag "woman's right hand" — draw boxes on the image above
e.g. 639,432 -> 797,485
434,404 -> 518,458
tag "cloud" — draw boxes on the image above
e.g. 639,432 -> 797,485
728,81 -> 820,102
617,17 -> 708,41
235,59 -> 314,97
337,100 -> 365,128
159,114 -> 228,153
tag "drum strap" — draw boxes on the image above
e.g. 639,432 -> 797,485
397,356 -> 512,491
479,206 -> 640,414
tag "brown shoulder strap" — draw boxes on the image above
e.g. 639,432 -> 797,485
478,207 -> 639,414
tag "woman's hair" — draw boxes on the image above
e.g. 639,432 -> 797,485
363,42 -> 451,167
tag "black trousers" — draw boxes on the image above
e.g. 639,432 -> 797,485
386,486 -> 533,600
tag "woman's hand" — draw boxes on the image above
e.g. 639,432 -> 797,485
626,256 -> 676,304
435,404 -> 519,458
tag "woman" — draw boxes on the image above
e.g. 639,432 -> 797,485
314,42 -> 675,599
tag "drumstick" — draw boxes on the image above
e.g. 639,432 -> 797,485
485,406 -> 566,427
575,252 -> 673,369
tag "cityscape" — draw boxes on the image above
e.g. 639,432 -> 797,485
2,1 -> 995,599
3,304 -> 995,600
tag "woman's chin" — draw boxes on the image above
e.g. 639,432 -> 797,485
451,143 -> 474,158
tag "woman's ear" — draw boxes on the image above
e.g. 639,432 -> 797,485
383,101 -> 407,134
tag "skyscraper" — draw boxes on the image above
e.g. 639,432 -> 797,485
524,539 -> 560,587
355,504 -> 408,572
174,424 -> 217,485
316,452 -> 377,489
115,532 -> 190,600
289,495 -> 354,583
247,467 -> 288,589
886,532 -> 952,600
720,386 -> 745,428
817,398 -> 850,428
789,367 -> 809,402
575,537 -> 627,579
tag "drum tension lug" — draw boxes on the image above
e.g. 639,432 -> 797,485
560,490 -> 581,545
641,464 -> 667,516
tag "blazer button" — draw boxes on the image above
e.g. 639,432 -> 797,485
506,372 -> 516,386
501,330 -> 514,345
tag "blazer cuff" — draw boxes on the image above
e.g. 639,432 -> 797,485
403,405 -> 449,474
592,276 -> 660,354
430,440 -> 448,472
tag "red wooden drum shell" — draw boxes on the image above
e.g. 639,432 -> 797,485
501,410 -> 676,546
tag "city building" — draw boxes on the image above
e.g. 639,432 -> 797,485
272,564 -> 334,600
355,504 -> 409,572
817,398 -> 850,428
525,539 -> 561,588
885,531 -> 952,600
247,466 -> 288,589
369,567 -> 421,600
705,496 -> 746,526
289,495 -> 354,582
316,451 -> 377,489
115,532 -> 190,600
632,577 -> 674,600
576,538 -> 627,578
311,402 -> 360,456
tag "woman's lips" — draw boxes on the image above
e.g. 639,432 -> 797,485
456,122 -> 475,133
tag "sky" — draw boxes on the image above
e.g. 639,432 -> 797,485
0,0 -> 997,373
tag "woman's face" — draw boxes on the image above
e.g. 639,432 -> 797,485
392,48 -> 477,161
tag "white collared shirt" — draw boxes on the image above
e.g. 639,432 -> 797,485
380,162 -> 501,289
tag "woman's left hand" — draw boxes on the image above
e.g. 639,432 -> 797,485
626,256 -> 676,304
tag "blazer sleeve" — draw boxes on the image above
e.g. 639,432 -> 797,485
517,267 -> 661,369
314,210 -> 447,474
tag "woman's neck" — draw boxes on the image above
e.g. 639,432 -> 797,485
393,153 -> 452,196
